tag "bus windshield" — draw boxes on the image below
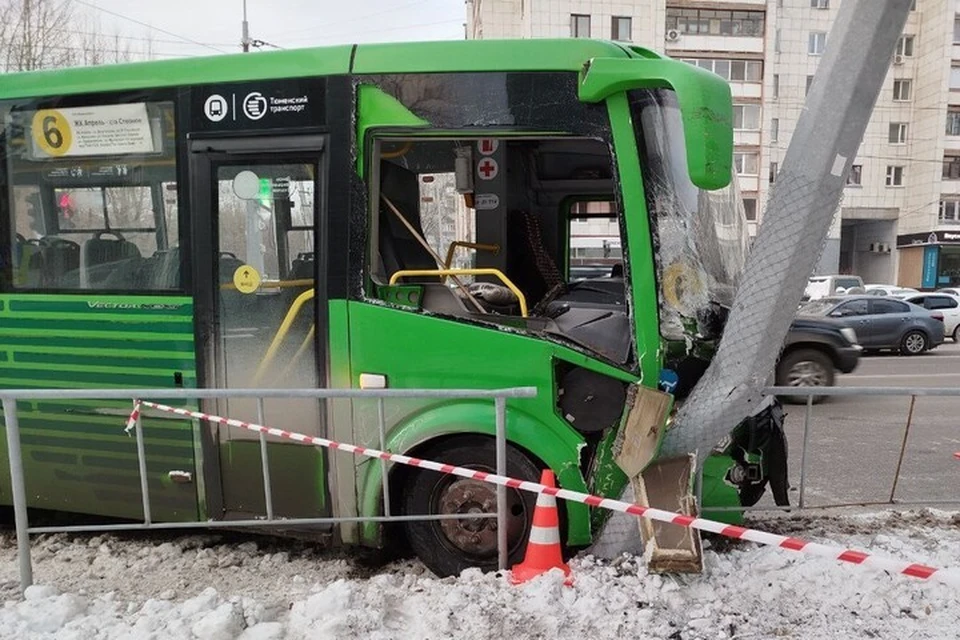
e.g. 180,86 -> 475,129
630,89 -> 749,343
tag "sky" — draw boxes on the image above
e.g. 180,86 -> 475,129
71,0 -> 466,59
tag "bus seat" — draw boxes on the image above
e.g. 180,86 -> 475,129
378,162 -> 435,281
83,231 -> 142,287
39,236 -> 80,288
148,247 -> 181,289
13,234 -> 43,287
219,251 -> 245,283
290,252 -> 314,280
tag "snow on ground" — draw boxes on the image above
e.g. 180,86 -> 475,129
0,510 -> 957,639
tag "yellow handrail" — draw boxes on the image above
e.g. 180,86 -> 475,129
253,288 -> 315,384
278,325 -> 316,381
389,268 -> 528,317
442,242 -> 500,270
221,278 -> 314,291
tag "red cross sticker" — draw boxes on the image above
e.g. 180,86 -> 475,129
478,158 -> 499,180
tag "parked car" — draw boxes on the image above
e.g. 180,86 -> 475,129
937,287 -> 960,297
797,295 -> 945,355
903,293 -> 960,341
863,284 -> 919,297
803,275 -> 865,302
776,316 -> 862,404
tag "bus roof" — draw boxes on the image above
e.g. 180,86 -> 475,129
0,39 -> 655,101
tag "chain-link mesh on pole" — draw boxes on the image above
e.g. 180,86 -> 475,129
590,0 -> 914,559
658,0 -> 914,460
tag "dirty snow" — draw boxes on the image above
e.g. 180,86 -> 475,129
0,510 -> 957,639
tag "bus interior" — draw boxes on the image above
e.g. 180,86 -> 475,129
371,136 -> 633,368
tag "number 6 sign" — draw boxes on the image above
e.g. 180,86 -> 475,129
31,109 -> 72,157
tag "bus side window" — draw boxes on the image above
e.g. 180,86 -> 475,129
4,101 -> 181,292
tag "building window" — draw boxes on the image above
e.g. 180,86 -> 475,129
734,152 -> 759,175
771,117 -> 779,142
951,67 -> 960,90
811,0 -> 829,8
775,28 -> 781,53
893,79 -> 912,101
733,104 -> 761,130
941,199 -> 960,224
611,16 -> 632,41
772,74 -> 780,98
665,8 -> 765,37
847,164 -> 862,186
571,14 -> 590,37
730,60 -> 762,82
889,122 -> 908,144
808,32 -> 827,55
954,17 -> 960,44
896,35 -> 915,57
806,75 -> 814,96
947,108 -> 960,136
944,155 -> 960,179
743,198 -> 758,222
682,58 -> 762,82
886,165 -> 904,186
769,161 -> 779,183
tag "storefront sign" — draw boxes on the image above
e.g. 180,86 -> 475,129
897,230 -> 960,247
922,245 -> 939,289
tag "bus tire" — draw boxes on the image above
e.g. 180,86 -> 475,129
401,436 -> 541,578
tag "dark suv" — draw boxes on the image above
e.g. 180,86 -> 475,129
775,316 -> 862,403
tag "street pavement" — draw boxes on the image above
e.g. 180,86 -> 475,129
772,341 -> 960,511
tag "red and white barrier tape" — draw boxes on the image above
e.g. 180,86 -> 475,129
126,400 -> 960,588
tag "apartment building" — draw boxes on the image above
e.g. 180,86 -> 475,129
466,0 -> 960,287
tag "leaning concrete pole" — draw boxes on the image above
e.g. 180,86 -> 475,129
658,0 -> 914,460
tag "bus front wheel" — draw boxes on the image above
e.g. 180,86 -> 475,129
401,437 -> 540,578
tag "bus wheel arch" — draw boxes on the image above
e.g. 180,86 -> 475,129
357,406 -> 593,552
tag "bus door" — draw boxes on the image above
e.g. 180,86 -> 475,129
189,136 -> 330,524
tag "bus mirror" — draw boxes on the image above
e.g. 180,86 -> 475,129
233,170 -> 261,201
578,57 -> 733,191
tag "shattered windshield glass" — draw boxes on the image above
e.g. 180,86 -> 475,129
629,90 -> 748,343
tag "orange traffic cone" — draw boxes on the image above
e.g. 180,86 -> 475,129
509,469 -> 573,586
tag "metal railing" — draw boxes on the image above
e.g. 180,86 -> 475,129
1,386 -> 537,593
698,385 -> 960,513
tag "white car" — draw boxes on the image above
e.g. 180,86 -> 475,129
805,275 -> 865,300
864,284 -> 919,297
937,287 -> 960,297
903,293 -> 960,341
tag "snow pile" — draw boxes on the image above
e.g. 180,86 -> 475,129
0,511 -> 957,639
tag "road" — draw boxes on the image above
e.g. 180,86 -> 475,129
772,340 -> 960,510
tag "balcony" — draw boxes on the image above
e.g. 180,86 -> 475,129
666,34 -> 764,54
730,82 -> 762,99
735,130 -> 762,146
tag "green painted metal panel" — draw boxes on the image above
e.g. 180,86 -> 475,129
0,294 -> 200,522
0,46 -> 354,100
351,39 -> 635,74
346,301 -> 638,546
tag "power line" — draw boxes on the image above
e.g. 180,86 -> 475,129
48,26 -> 235,48
285,17 -> 464,45
272,0 -> 432,39
69,0 -> 228,54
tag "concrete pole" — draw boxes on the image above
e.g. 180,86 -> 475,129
660,0 -> 914,459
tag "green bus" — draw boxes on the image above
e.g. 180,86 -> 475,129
0,39 -> 780,577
